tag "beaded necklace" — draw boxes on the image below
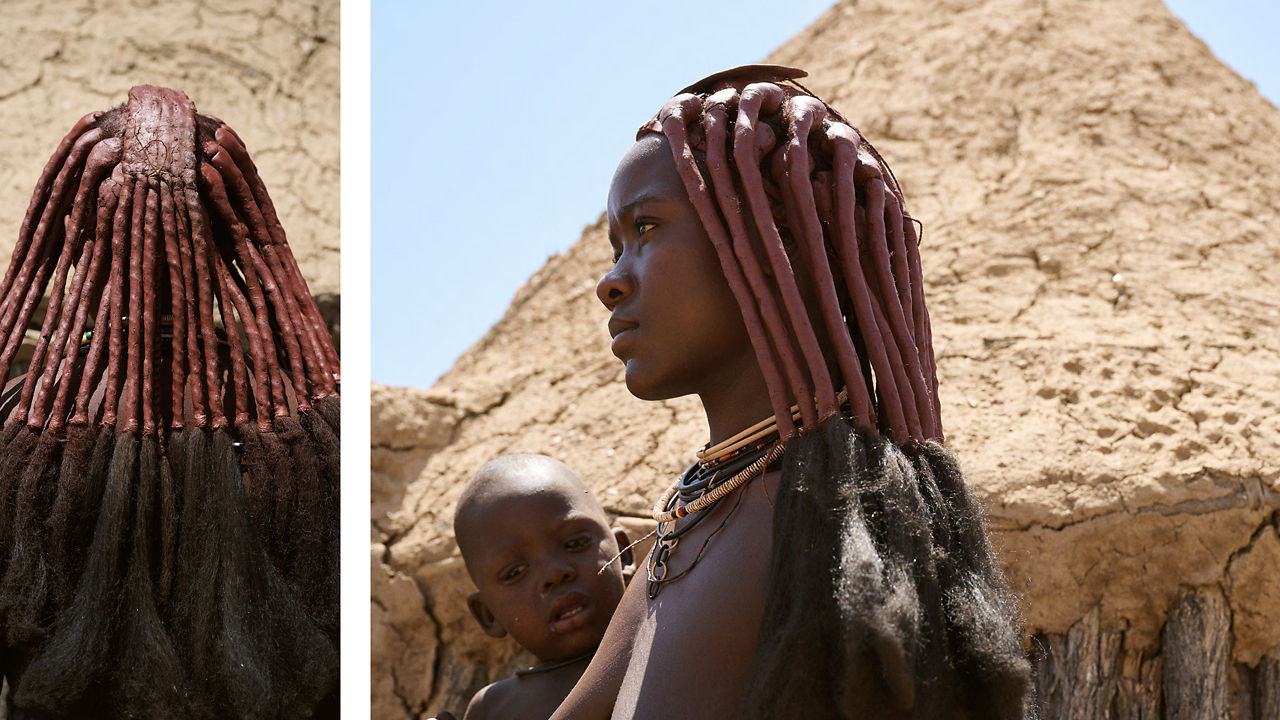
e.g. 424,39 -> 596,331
644,390 -> 848,598
647,432 -> 784,599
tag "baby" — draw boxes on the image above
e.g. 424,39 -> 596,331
446,454 -> 633,720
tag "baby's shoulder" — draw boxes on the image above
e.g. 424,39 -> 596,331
465,661 -> 576,717
464,676 -> 518,720
465,673 -> 565,720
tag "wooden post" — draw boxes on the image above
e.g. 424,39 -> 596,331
1162,588 -> 1231,720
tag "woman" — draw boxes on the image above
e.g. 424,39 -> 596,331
553,65 -> 1032,720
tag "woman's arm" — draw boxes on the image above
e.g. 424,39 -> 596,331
549,570 -> 646,720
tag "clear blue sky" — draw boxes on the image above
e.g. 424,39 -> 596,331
371,1 -> 1279,390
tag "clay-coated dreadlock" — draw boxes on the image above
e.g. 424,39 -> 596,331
639,66 -> 1031,719
0,86 -> 339,720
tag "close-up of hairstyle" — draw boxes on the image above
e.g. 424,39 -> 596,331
0,86 -> 339,719
639,65 -> 1033,718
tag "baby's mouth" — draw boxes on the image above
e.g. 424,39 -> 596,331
556,603 -> 585,621
549,594 -> 594,633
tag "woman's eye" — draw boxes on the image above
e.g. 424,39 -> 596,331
565,536 -> 591,552
499,563 -> 526,582
636,221 -> 656,236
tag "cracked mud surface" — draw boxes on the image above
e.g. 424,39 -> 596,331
372,0 -> 1279,716
0,0 -> 340,299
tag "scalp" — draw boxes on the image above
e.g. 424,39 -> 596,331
454,454 -> 602,555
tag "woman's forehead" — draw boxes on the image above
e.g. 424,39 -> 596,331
617,133 -> 667,172
608,135 -> 680,211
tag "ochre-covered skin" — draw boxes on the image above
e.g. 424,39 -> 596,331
0,86 -> 340,720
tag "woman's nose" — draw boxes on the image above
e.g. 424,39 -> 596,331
596,262 -> 634,310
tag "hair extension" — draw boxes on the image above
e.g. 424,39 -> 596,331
638,66 -> 1031,718
293,409 -> 342,640
704,87 -> 817,434
0,423 -> 61,648
0,86 -> 340,719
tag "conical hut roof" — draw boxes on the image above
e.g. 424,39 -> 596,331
372,0 -> 1280,716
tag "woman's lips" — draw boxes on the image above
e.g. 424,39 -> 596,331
608,316 -> 639,357
610,327 -> 637,357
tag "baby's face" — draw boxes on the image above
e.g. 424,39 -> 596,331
465,486 -> 626,662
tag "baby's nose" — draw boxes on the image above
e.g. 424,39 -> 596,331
540,562 -> 576,593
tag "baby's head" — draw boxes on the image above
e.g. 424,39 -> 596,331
454,454 -> 631,662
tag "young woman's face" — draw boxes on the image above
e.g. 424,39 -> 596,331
597,135 -> 756,403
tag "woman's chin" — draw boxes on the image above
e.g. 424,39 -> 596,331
622,362 -> 672,402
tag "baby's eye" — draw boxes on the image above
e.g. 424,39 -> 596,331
636,220 -> 656,236
498,563 -> 526,583
564,536 -> 592,552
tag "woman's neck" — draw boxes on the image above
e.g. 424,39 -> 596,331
698,370 -> 776,447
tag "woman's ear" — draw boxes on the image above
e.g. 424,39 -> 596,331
467,592 -> 507,639
613,527 -> 635,584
